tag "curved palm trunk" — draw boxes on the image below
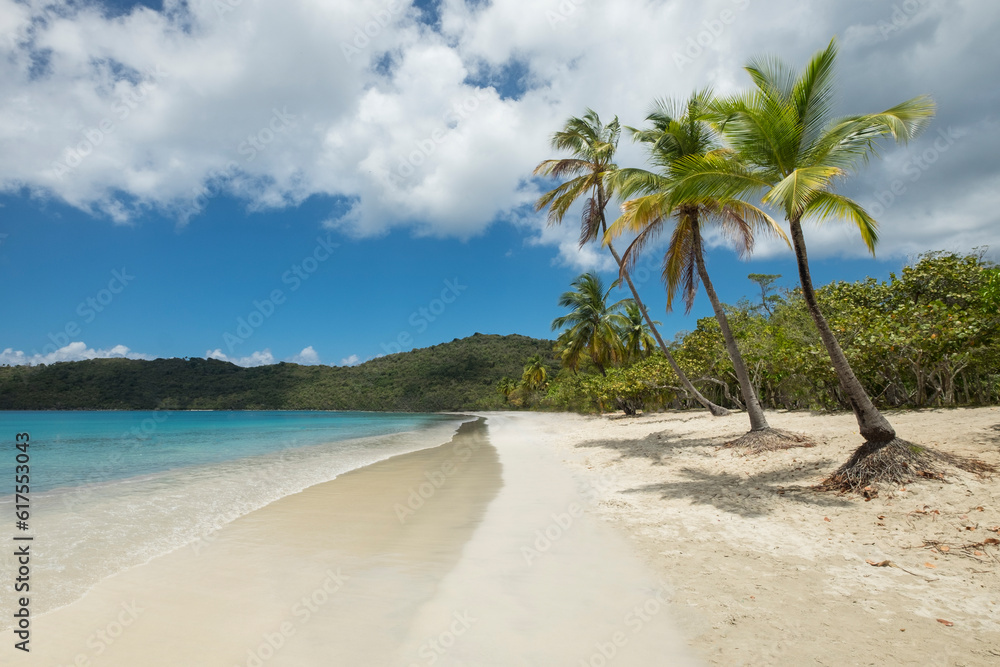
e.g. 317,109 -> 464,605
690,220 -> 769,430
597,199 -> 728,416
788,216 -> 896,442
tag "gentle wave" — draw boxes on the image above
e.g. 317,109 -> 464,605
0,415 -> 471,628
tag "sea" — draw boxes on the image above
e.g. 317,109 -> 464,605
0,410 -> 470,626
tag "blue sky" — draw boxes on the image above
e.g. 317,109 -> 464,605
1,0 -> 996,367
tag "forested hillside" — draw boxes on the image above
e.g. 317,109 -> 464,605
0,333 -> 559,412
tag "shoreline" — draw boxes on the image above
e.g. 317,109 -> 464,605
0,414 -> 476,631
9,414 -> 698,665
5,407 -> 997,664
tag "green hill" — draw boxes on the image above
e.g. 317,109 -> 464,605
0,333 -> 558,412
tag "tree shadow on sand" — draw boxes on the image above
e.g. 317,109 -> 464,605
574,429 -> 850,517
573,429 -> 731,466
621,466 -> 853,518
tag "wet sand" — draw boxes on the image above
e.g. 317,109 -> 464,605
11,416 -> 697,666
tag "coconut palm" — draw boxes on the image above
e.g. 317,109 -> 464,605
608,92 -> 808,452
671,39 -> 935,486
551,273 -> 629,376
496,376 -> 517,402
535,110 -> 729,415
619,301 -> 659,363
521,355 -> 548,390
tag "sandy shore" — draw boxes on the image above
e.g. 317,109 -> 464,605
11,416 -> 695,665
9,408 -> 998,665
527,406 -> 1000,666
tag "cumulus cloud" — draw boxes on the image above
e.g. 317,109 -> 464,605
288,346 -> 320,365
205,348 -> 276,367
1,0 -> 997,260
0,342 -> 152,365
339,354 -> 361,367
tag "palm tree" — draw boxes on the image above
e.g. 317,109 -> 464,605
608,92 -> 809,453
521,355 -> 548,390
496,376 -> 517,402
673,39 -> 935,486
535,110 -> 730,415
619,301 -> 659,363
551,273 -> 629,376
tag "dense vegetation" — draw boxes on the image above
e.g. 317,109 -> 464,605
0,334 -> 559,412
538,252 -> 1000,416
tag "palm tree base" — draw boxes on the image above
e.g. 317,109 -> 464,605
723,427 -> 813,456
709,404 -> 732,417
822,438 -> 932,491
823,438 -> 996,493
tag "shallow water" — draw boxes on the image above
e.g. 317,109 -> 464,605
0,410 -> 468,625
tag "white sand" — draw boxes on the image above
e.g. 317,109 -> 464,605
7,416 -> 697,666
519,407 -> 1000,666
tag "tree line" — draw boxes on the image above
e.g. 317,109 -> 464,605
535,251 -> 998,417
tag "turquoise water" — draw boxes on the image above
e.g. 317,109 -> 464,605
0,410 -> 456,493
0,410 -> 470,623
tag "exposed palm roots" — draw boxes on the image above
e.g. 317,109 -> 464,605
723,428 -> 814,456
822,438 -> 997,492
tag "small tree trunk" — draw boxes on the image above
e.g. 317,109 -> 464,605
788,216 -> 896,443
691,220 -> 769,431
596,191 -> 729,417
605,239 -> 728,416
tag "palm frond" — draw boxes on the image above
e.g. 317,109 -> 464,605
763,165 -> 845,218
803,191 -> 879,253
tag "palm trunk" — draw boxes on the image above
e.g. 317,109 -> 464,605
690,219 -> 769,430
596,195 -> 728,416
788,216 -> 895,442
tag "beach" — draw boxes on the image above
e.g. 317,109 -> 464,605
7,408 -> 999,665
534,407 -> 1000,666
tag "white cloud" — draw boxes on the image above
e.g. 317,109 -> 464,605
288,346 -> 320,365
205,348 -> 275,367
0,342 -> 152,365
339,354 -> 361,366
1,0 -> 997,261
